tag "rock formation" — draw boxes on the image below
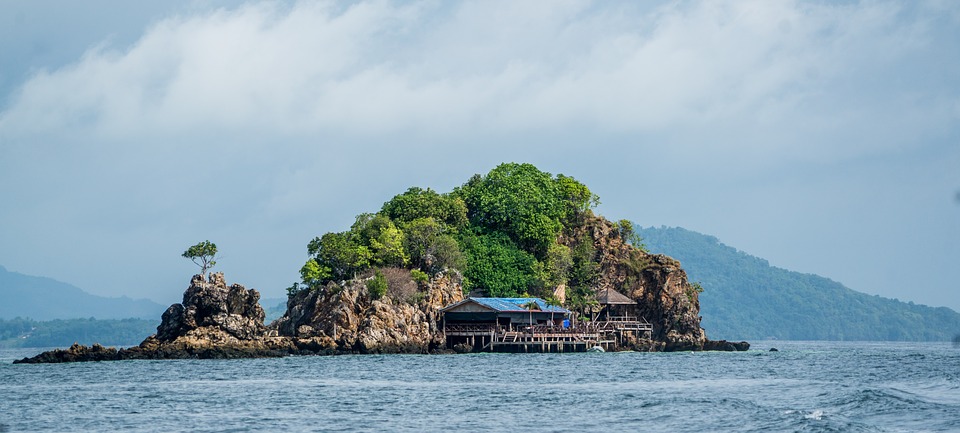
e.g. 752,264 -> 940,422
154,273 -> 269,344
274,270 -> 464,354
563,216 -> 747,351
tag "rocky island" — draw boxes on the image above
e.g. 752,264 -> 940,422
15,163 -> 747,364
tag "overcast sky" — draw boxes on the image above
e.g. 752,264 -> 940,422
1,0 -> 958,310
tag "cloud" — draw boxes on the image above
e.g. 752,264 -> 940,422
0,0 -> 958,305
2,1 -> 954,154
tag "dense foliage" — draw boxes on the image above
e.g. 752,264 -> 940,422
639,226 -> 960,341
0,317 -> 158,348
294,163 -> 601,299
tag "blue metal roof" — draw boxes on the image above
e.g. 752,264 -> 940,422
470,297 -> 570,313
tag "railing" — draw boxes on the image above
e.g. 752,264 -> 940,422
443,324 -> 496,334
443,318 -> 652,337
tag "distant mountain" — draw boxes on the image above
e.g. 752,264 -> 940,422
0,317 -> 158,348
638,227 -> 960,341
261,297 -> 287,324
0,265 -> 166,320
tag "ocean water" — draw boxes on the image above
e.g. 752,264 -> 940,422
1,341 -> 958,432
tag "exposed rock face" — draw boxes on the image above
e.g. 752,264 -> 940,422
564,216 -> 745,351
273,271 -> 464,354
156,273 -> 268,343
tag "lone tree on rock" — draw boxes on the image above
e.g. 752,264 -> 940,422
183,240 -> 218,276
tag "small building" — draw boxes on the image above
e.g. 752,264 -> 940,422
441,297 -> 569,329
595,287 -> 637,321
594,287 -> 653,340
439,295 -> 649,352
441,297 -> 577,352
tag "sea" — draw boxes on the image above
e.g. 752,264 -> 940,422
1,340 -> 958,432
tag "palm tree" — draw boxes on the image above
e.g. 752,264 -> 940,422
521,300 -> 540,331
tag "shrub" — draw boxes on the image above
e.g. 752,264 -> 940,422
367,270 -> 388,300
411,269 -> 429,284
381,267 -> 419,303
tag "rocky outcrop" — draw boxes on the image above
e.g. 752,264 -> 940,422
15,273 -> 293,364
155,273 -> 269,343
564,216 -> 747,352
702,340 -> 751,352
14,343 -> 121,363
274,270 -> 464,354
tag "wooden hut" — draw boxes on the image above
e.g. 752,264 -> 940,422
595,287 -> 637,321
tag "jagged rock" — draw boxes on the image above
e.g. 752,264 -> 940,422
565,216 -> 710,350
157,273 -> 266,342
273,270 -> 463,354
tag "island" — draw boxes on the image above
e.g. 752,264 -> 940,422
15,163 -> 747,363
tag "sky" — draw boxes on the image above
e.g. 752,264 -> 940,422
1,0 -> 958,310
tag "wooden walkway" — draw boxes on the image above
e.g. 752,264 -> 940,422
444,317 -> 653,353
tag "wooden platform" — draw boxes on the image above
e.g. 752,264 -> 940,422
443,318 -> 653,353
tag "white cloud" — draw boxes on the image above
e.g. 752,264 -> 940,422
2,0 -> 953,155
0,0 -> 958,306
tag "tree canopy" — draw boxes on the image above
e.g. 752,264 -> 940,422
293,163 -> 605,300
182,240 -> 218,276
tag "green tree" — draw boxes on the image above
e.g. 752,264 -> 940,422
556,174 -> 600,224
403,217 -> 465,274
460,229 -> 537,297
182,240 -> 218,276
615,219 -> 648,252
532,243 -> 573,293
566,239 -> 599,312
299,259 -> 331,290
380,187 -> 468,228
455,163 -> 598,257
307,232 -> 371,282
351,213 -> 409,267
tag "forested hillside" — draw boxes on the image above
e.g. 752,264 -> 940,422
639,226 -> 960,341
0,318 -> 158,348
